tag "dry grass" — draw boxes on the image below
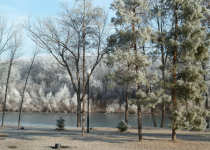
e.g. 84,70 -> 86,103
0,125 -> 209,150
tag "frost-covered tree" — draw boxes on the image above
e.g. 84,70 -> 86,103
200,0 -> 210,128
150,0 -> 171,128
70,93 -> 78,112
22,92 -> 32,111
18,50 -> 38,129
25,0 -> 108,128
7,86 -> 21,111
163,0 -> 210,141
55,84 -> 71,112
1,25 -> 23,130
0,14 -> 16,55
46,92 -> 55,112
108,0 -> 170,141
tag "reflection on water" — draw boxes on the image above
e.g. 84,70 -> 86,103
0,112 -> 171,128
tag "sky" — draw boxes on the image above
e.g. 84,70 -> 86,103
0,0 -> 115,58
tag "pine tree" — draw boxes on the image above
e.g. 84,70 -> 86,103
56,116 -> 65,130
108,0 -> 170,141
150,0 -> 171,128
164,0 -> 210,141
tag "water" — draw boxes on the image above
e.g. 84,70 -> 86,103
0,112 -> 171,128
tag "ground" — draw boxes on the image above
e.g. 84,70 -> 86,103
0,125 -> 210,150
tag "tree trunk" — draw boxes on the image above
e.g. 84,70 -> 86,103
157,0 -> 167,128
146,85 -> 157,127
18,53 -> 36,129
151,108 -> 157,127
1,60 -> 12,130
205,82 -> 209,128
125,84 -> 129,124
160,102 -> 165,128
203,63 -> 209,128
172,128 -> 176,141
172,5 -> 178,141
132,7 -> 142,142
138,104 -> 142,141
82,0 -> 86,136
161,53 -> 166,128
77,91 -> 81,127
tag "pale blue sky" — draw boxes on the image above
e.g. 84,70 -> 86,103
0,0 -> 115,58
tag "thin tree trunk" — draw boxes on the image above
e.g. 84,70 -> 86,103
160,102 -> 165,128
160,51 -> 166,128
202,63 -> 209,128
161,65 -> 166,128
1,59 -> 13,130
18,52 -> 37,129
157,0 -> 167,128
151,108 -> 157,127
76,30 -> 81,128
172,5 -> 178,141
132,6 -> 142,141
82,0 -> 86,136
77,90 -> 81,127
205,79 -> 209,128
206,95 -> 209,128
125,84 -> 129,124
138,104 -> 142,141
146,85 -> 157,127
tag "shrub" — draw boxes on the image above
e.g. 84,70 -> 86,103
117,120 -> 130,132
56,116 -> 65,130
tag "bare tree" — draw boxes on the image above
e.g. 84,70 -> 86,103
0,14 -> 16,55
1,26 -> 23,130
24,1 -> 108,128
18,48 -> 39,129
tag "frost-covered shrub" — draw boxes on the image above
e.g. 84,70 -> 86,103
117,120 -> 130,132
106,100 -> 121,113
129,104 -> 137,114
22,92 -> 32,111
106,100 -> 127,113
7,86 -> 21,112
56,116 -> 65,130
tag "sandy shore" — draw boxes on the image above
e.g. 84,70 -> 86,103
0,125 -> 210,150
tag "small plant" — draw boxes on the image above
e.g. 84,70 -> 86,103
56,116 -> 65,130
117,120 -> 130,132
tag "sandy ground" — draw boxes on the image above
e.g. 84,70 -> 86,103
0,125 -> 210,150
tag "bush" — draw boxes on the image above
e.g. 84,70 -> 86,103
56,116 -> 65,130
117,120 -> 130,132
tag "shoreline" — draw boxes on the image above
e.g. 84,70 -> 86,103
0,111 -> 169,115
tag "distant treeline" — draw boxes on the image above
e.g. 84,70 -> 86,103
0,56 -> 167,114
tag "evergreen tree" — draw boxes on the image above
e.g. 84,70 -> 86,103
200,0 -> 210,128
150,0 -> 171,128
108,0 -> 170,141
164,0 -> 210,141
56,116 -> 65,130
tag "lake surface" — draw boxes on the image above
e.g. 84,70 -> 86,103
0,112 -> 171,128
